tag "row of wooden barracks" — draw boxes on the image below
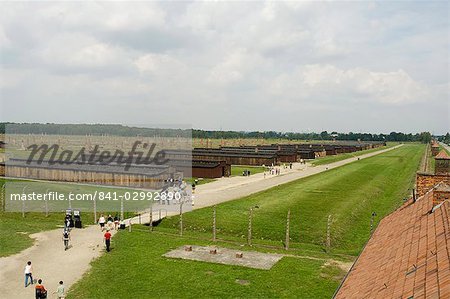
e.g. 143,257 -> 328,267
164,140 -> 385,168
0,141 -> 385,189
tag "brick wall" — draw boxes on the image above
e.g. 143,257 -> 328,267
416,172 -> 450,197
435,158 -> 450,175
433,190 -> 450,206
431,146 -> 440,156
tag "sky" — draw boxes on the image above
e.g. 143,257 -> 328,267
0,1 -> 449,134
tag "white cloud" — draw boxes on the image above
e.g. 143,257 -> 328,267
134,53 -> 186,75
0,1 -> 448,133
38,32 -> 131,70
270,64 -> 434,105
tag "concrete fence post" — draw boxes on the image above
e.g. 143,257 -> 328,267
212,205 -> 217,242
93,197 -> 97,224
285,209 -> 290,250
179,202 -> 183,236
22,186 -> 27,218
1,184 -> 5,212
120,196 -> 124,220
44,189 -> 49,217
326,215 -> 332,252
247,207 -> 253,246
149,201 -> 153,232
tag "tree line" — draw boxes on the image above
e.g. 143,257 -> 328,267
0,122 -> 436,143
438,133 -> 450,145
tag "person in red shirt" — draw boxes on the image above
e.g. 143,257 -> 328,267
104,229 -> 112,252
35,279 -> 47,299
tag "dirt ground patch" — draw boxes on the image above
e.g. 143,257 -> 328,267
163,245 -> 283,270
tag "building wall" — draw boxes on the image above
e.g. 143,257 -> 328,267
431,146 -> 440,156
5,165 -> 167,189
192,154 -> 276,166
416,173 -> 450,197
277,153 -> 298,163
433,190 -> 450,206
174,163 -> 231,178
435,158 -> 450,175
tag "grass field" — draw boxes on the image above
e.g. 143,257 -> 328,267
0,178 -> 138,257
231,165 -> 267,176
160,144 -> 423,255
67,144 -> 424,298
0,211 -> 76,257
68,232 -> 345,299
310,143 -> 396,166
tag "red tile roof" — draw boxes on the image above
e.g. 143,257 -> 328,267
335,190 -> 450,299
436,150 -> 450,160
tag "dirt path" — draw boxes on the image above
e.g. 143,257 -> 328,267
0,145 -> 402,298
0,225 -> 114,299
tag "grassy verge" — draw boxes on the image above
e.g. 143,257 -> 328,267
0,212 -> 78,257
310,143 -> 396,166
231,165 -> 267,176
68,231 -> 345,299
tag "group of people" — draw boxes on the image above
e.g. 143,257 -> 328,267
22,213 -> 114,298
98,214 -> 116,252
98,214 -> 120,231
24,261 -> 65,299
268,167 -> 282,176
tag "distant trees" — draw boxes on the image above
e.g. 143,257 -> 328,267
438,133 -> 450,145
0,122 -> 434,143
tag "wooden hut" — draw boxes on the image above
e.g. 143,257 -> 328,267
5,158 -> 173,189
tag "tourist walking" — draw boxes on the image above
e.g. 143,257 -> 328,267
35,279 -> 47,299
107,214 -> 114,230
98,214 -> 106,231
24,261 -> 33,287
62,228 -> 71,251
114,215 -> 119,230
104,229 -> 112,252
53,281 -> 65,299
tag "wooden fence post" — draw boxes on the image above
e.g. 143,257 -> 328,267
285,209 -> 290,250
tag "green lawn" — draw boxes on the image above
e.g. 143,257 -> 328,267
310,143 -> 396,166
231,165 -> 267,176
68,232 -> 345,299
160,144 -> 423,255
66,144 -> 424,298
0,178 -> 137,257
0,211 -> 76,257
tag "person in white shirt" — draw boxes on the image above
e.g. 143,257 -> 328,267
24,261 -> 33,287
53,280 -> 65,299
98,214 -> 106,231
